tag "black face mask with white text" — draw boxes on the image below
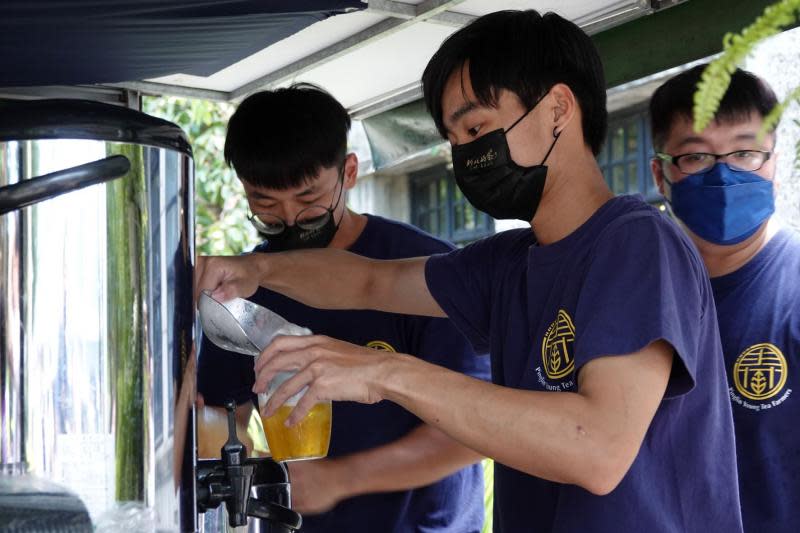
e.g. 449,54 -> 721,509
451,93 -> 560,222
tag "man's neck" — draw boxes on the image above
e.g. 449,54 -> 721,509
530,150 -> 614,245
329,208 -> 368,250
694,219 -> 778,278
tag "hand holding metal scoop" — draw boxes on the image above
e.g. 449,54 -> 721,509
198,290 -> 310,356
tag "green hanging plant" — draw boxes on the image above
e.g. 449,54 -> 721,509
693,0 -> 800,133
794,119 -> 800,174
762,84 -> 800,133
143,96 -> 258,256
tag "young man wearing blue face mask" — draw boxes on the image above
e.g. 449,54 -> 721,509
196,83 -> 489,533
650,66 -> 800,532
196,12 -> 743,532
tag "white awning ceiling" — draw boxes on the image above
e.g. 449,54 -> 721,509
125,0 -> 656,117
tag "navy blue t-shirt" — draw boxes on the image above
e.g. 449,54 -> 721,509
711,228 -> 800,533
425,195 -> 742,533
198,214 -> 490,533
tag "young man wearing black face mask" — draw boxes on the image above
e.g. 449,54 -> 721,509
650,66 -> 800,532
196,84 -> 489,533
195,13 -> 742,532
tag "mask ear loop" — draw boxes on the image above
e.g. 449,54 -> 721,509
506,90 -> 551,133
539,127 -> 561,166
329,163 -> 346,211
654,158 -> 676,196
653,159 -> 677,216
328,161 -> 348,231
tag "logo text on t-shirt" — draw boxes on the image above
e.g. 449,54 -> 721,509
541,309 -> 576,380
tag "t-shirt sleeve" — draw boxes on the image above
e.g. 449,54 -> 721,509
424,236 -> 498,353
197,331 -> 257,406
573,215 -> 705,398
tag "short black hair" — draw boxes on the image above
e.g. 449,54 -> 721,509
422,10 -> 607,155
649,65 -> 778,151
224,83 -> 351,189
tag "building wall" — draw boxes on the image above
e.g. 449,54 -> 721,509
744,28 -> 800,231
348,171 -> 411,224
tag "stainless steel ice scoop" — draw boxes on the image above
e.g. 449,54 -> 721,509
198,291 -> 309,356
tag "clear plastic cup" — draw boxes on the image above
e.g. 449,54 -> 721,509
258,371 -> 332,462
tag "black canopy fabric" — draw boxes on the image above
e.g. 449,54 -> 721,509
0,1 -> 365,87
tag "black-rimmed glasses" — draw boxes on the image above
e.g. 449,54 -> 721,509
655,150 -> 771,175
248,168 -> 345,236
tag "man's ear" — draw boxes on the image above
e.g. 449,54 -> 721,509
650,158 -> 668,198
549,83 -> 577,132
343,152 -> 359,190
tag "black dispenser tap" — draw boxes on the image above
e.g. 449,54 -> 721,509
196,401 -> 302,531
222,399 -> 255,525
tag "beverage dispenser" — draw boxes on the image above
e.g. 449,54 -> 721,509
0,98 -> 301,532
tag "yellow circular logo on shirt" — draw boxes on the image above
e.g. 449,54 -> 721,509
542,310 -> 576,379
733,343 -> 788,401
366,340 -> 396,353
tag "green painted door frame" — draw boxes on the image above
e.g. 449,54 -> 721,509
594,0 -> 783,88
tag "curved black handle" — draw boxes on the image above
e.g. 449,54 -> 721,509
247,499 -> 303,531
0,155 -> 130,215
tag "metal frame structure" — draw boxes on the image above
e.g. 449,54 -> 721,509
4,0 -> 784,119
110,0 -> 684,112
0,85 -> 142,109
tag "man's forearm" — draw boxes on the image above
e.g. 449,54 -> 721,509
254,335 -> 667,495
258,249 -> 374,310
256,249 -> 444,317
328,423 -> 483,499
197,249 -> 443,317
381,358 -> 606,491
376,346 -> 671,496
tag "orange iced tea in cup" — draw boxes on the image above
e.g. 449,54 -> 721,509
258,371 -> 332,462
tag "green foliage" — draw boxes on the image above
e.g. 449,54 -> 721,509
143,96 -> 257,255
482,459 -> 494,533
762,84 -> 800,134
795,119 -> 800,174
693,0 -> 800,133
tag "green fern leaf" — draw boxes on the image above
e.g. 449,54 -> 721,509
693,0 -> 800,132
760,85 -> 800,137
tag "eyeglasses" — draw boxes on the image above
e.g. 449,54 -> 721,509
655,150 -> 772,175
248,167 -> 345,236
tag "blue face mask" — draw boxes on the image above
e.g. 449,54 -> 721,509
665,162 -> 775,245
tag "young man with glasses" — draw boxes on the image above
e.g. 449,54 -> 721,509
196,84 -> 489,533
196,12 -> 743,532
650,65 -> 800,532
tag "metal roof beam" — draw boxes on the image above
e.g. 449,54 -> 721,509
230,0 -> 466,100
427,10 -> 476,28
367,0 -> 416,19
348,81 -> 423,119
413,0 -> 467,21
106,80 -> 231,101
368,0 -> 475,27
